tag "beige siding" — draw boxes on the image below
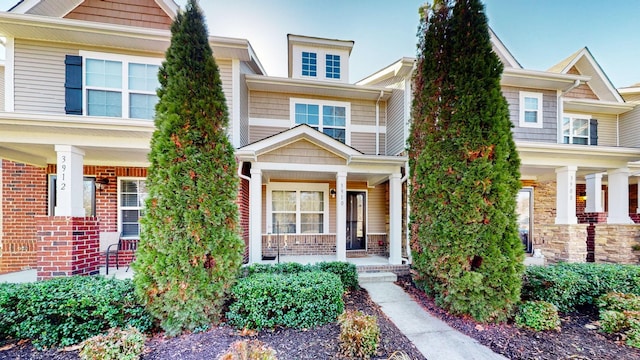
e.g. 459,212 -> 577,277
367,182 -> 388,234
622,94 -> 640,103
351,99 -> 385,127
257,140 -> 346,165
620,108 -> 640,147
249,91 -> 289,120
502,86 -> 558,143
14,40 -> 75,114
64,0 -> 172,30
592,113 -> 617,147
217,59 -> 233,138
249,125 -> 288,144
386,84 -> 406,156
0,65 -> 5,111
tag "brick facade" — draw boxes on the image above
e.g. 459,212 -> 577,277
36,216 -> 100,280
0,160 -> 47,273
238,177 -> 250,263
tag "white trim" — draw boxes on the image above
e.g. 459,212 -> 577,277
351,124 -> 387,134
289,97 -> 351,145
232,58 -> 241,148
117,177 -> 147,239
249,117 -> 290,128
7,0 -> 40,13
4,37 -> 14,112
0,159 -> 3,255
265,182 -> 330,234
79,50 -> 162,119
519,91 -> 543,128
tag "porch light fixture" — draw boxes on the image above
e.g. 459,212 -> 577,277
578,191 -> 587,201
95,177 -> 110,191
330,188 -> 336,198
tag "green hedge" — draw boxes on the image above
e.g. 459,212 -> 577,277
522,263 -> 640,312
227,271 -> 344,330
240,261 -> 359,290
0,276 -> 153,349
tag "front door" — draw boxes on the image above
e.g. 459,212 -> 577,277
346,191 -> 366,250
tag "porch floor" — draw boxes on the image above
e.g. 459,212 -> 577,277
0,266 -> 133,284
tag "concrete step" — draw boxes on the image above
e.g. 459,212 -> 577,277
358,271 -> 397,284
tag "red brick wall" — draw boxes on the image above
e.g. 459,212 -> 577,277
36,216 -> 100,280
1,160 -> 47,273
238,177 -> 250,263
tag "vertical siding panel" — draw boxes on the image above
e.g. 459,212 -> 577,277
0,65 -> 5,111
386,84 -> 406,155
367,183 -> 388,234
217,59 -> 233,138
620,108 -> 640,147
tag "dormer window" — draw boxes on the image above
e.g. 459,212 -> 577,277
326,54 -> 340,79
301,51 -> 317,77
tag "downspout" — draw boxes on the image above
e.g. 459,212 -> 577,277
375,90 -> 383,155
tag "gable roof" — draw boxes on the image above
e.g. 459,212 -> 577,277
547,47 -> 623,103
9,0 -> 179,19
489,27 -> 521,69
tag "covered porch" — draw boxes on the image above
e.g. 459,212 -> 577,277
237,125 -> 408,266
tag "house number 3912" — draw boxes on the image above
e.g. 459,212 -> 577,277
60,155 -> 67,191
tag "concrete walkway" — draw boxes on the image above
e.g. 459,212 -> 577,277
362,281 -> 508,360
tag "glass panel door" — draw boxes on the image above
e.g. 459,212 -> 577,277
346,191 -> 366,250
517,188 -> 533,253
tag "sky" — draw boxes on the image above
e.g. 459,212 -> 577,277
1,0 -> 639,88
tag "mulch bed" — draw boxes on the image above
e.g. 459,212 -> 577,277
397,275 -> 640,360
0,288 -> 425,360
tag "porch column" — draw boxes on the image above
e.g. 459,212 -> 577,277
637,176 -> 640,214
584,173 -> 603,213
555,166 -> 577,224
249,168 -> 262,263
54,145 -> 85,216
389,173 -> 402,265
607,168 -> 633,224
336,172 -> 347,261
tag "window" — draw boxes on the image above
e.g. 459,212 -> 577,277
326,54 -> 340,79
519,91 -> 543,128
291,98 -> 349,143
562,114 -> 590,145
267,183 -> 329,234
301,51 -> 317,77
119,178 -> 147,238
48,175 -> 96,217
82,51 -> 161,119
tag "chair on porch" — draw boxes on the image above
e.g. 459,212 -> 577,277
102,233 -> 139,275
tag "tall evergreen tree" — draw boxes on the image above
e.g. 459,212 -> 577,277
409,0 -> 524,322
133,0 -> 244,335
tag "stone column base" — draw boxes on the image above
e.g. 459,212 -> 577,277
537,224 -> 588,263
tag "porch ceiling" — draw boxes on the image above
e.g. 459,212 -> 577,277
260,169 -> 391,186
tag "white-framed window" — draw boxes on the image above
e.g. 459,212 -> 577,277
301,51 -> 317,77
118,178 -> 147,238
562,114 -> 591,145
266,182 -> 329,234
47,175 -> 96,217
81,51 -> 162,119
519,91 -> 543,128
326,54 -> 340,79
290,98 -> 350,144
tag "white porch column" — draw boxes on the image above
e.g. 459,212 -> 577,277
637,176 -> 640,214
555,166 -> 577,224
389,173 -> 402,265
607,167 -> 633,224
54,145 -> 85,217
336,172 -> 347,261
249,168 -> 263,263
584,173 -> 603,213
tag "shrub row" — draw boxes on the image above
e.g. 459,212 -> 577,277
227,271 -> 345,330
0,276 -> 153,349
522,263 -> 640,312
240,261 -> 359,290
598,292 -> 640,348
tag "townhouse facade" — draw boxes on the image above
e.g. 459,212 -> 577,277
1,0 -> 639,277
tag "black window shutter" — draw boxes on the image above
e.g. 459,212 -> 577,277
65,55 -> 82,115
589,119 -> 598,146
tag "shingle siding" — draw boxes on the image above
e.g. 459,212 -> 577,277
503,86 -> 558,143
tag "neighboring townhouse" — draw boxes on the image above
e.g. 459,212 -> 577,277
0,0 -> 265,277
2,0 -> 640,279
